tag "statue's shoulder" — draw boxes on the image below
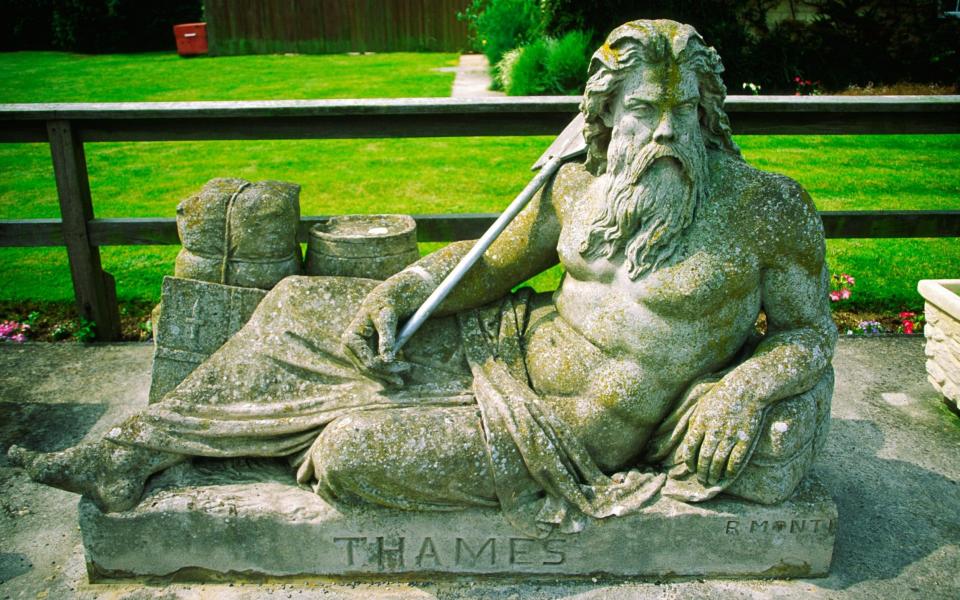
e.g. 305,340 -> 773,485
548,160 -> 595,219
712,152 -> 825,266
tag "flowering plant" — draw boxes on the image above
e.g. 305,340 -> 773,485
854,320 -> 884,336
897,311 -> 924,335
829,273 -> 855,302
0,320 -> 30,343
794,76 -> 821,96
742,82 -> 761,96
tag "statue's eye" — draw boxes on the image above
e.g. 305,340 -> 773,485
630,101 -> 656,117
675,102 -> 697,116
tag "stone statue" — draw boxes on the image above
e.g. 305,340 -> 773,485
9,20 -> 836,537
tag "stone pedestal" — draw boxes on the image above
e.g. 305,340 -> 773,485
80,460 -> 837,580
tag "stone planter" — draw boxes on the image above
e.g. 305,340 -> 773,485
918,279 -> 960,411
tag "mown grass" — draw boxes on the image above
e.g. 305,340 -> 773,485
0,51 -> 458,102
1,51 -> 957,316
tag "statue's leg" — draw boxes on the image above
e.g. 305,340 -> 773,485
5,276 -> 384,512
308,405 -> 500,510
8,275 -> 474,512
725,367 -> 834,504
7,440 -> 183,512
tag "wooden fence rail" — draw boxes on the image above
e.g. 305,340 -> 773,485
1,96 -> 959,340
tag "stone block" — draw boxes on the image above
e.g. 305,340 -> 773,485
149,277 -> 267,402
919,279 -> 960,411
174,178 -> 303,290
80,459 -> 837,580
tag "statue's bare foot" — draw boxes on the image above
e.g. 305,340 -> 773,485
7,442 -> 180,513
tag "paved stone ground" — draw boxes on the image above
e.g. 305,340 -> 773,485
450,54 -> 504,98
1,337 -> 958,599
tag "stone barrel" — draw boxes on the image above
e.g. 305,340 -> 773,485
305,214 -> 420,280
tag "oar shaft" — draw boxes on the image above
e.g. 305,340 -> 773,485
392,153 -> 564,353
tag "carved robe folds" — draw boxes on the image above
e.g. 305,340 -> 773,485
108,276 -> 830,535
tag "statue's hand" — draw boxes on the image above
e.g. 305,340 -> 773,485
341,269 -> 434,385
677,389 -> 764,486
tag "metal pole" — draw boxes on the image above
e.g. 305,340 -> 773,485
392,152 -> 564,353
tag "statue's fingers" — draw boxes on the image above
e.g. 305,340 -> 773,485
726,439 -> 752,477
696,431 -> 720,485
342,311 -> 373,345
372,362 -> 405,387
680,425 -> 704,473
708,437 -> 735,485
380,358 -> 412,374
344,351 -> 405,387
342,329 -> 378,370
372,307 -> 399,360
348,307 -> 376,337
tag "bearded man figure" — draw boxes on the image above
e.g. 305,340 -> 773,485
9,20 -> 836,536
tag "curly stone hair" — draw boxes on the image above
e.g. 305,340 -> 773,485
580,20 -> 742,176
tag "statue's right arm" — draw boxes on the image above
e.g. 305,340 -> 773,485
341,164 -> 578,376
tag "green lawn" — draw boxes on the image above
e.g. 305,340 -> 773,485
1,51 -> 957,316
0,51 -> 459,101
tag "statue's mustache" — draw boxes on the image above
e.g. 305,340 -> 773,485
626,141 -> 694,186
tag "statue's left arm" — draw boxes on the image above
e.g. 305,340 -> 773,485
678,180 -> 838,486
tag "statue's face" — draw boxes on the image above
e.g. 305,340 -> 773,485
605,61 -> 701,157
580,58 -> 708,280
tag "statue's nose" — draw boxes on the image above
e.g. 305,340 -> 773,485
653,113 -> 674,143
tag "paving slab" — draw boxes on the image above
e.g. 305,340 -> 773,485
451,54 -> 504,98
1,337 -> 958,598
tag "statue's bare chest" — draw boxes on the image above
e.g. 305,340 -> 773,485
555,204 -> 760,319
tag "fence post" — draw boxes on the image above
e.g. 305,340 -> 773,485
46,119 -> 121,341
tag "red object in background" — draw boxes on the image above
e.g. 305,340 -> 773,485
173,23 -> 208,56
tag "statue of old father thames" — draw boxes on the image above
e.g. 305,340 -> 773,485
10,20 -> 836,536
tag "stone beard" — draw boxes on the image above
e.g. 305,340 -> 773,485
579,123 -> 710,280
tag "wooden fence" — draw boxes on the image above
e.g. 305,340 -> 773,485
1,95 -> 959,340
203,0 -> 472,55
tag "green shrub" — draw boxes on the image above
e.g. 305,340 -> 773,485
494,48 -> 522,91
505,38 -> 551,95
535,0 -> 960,92
498,30 -> 592,96
544,30 -> 592,95
458,0 -> 541,65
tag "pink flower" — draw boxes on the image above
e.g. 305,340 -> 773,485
840,289 -> 851,299
829,291 -> 841,301
842,274 -> 855,285
903,322 -> 914,335
10,333 -> 25,343
899,311 -> 915,319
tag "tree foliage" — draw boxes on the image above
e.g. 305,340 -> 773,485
1,0 -> 203,53
537,0 -> 959,91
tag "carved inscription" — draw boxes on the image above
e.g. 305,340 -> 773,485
184,298 -> 204,343
725,518 -> 836,535
333,535 -> 567,571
